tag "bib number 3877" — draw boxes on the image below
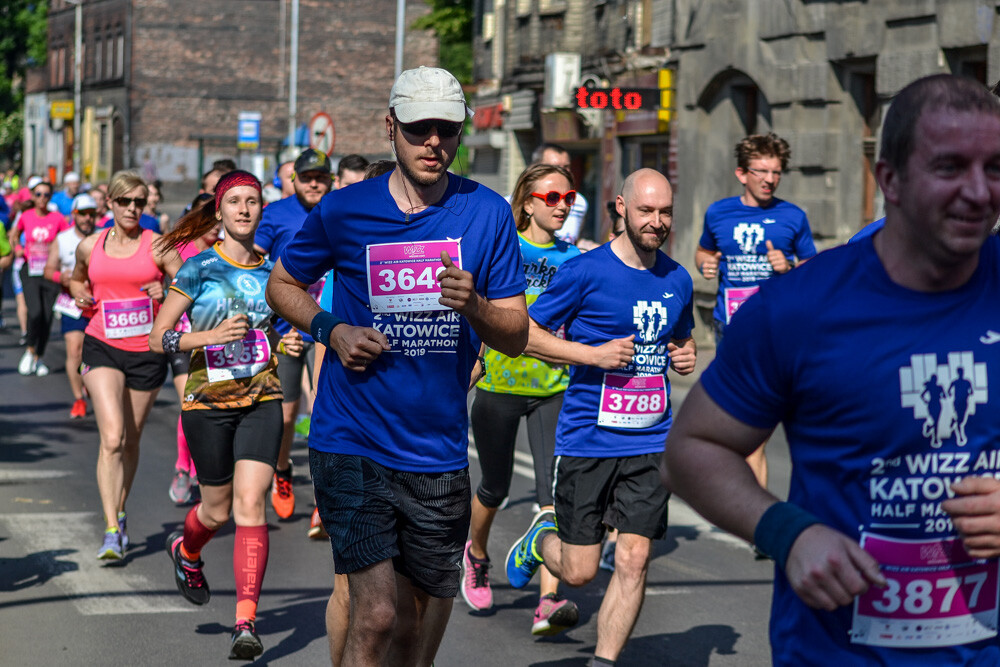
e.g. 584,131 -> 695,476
597,373 -> 667,429
366,240 -> 462,314
850,533 -> 999,648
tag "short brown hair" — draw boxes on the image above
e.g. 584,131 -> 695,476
734,133 -> 791,171
510,164 -> 574,232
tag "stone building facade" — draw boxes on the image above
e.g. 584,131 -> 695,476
25,0 -> 436,188
468,0 -> 998,335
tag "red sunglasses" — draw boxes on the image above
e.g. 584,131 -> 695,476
530,190 -> 576,207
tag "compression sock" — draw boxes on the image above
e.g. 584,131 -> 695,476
181,504 -> 217,561
234,525 -> 269,622
175,414 -> 196,477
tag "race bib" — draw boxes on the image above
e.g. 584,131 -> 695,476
307,277 -> 326,306
204,329 -> 271,383
53,292 -> 83,319
101,297 -> 154,339
27,246 -> 48,277
597,373 -> 667,429
366,240 -> 462,313
724,286 -> 759,323
850,533 -> 999,648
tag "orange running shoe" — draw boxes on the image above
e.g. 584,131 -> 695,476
308,507 -> 328,539
70,398 -> 87,419
271,467 -> 295,519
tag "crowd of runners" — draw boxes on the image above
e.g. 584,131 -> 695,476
3,67 -> 1000,666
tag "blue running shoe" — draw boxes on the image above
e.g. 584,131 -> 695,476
505,509 -> 556,589
118,511 -> 129,551
97,529 -> 123,561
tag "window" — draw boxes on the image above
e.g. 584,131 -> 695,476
115,32 -> 124,78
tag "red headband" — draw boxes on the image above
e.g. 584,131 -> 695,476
214,170 -> 262,210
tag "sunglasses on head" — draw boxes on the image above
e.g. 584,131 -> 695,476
531,190 -> 576,207
114,196 -> 148,209
397,119 -> 463,138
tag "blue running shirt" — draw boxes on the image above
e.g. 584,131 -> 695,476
280,173 -> 526,472
699,196 -> 816,325
701,235 -> 1000,665
529,244 -> 694,458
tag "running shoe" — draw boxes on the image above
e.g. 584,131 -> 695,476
97,529 -> 123,561
70,398 -> 87,419
460,540 -> 493,611
531,593 -> 580,636
270,466 -> 295,519
118,512 -> 129,551
167,530 -> 210,605
599,540 -> 616,572
34,361 -> 49,377
229,620 -> 263,660
17,350 -> 35,376
308,507 -> 328,539
169,469 -> 194,505
505,509 -> 556,589
18,333 -> 27,346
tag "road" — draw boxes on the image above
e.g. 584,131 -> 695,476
0,308 -> 790,666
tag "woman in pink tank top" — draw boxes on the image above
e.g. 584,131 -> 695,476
69,170 -> 183,562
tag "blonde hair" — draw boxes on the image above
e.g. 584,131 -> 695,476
107,170 -> 148,200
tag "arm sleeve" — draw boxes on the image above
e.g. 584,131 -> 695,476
481,209 -> 527,300
528,258 -> 582,331
793,212 -> 818,259
254,206 -> 277,254
697,211 -> 717,251
673,273 -> 696,340
280,198 -> 336,286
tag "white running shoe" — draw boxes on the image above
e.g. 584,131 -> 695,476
18,351 -> 36,376
35,361 -> 50,377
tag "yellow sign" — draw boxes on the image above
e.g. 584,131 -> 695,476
51,100 -> 75,120
658,69 -> 674,130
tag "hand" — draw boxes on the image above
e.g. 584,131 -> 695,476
784,524 -> 886,611
330,323 -> 391,373
765,241 -> 791,273
944,477 -> 1000,559
668,342 -> 696,375
437,251 -> 478,316
591,335 -> 635,370
70,285 -> 95,308
278,329 -> 304,358
701,251 -> 722,279
141,280 -> 166,302
212,314 -> 249,345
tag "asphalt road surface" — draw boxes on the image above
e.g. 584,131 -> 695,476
0,307 -> 789,666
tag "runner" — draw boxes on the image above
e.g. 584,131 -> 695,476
694,132 -> 816,499
69,170 -> 183,561
167,193 -> 219,506
44,192 -> 98,417
151,170 -> 301,660
465,163 -> 582,635
254,147 -> 333,520
505,168 -> 696,666
663,74 -> 1000,664
10,179 -> 69,377
266,65 -> 528,666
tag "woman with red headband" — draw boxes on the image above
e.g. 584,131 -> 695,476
70,170 -> 183,562
150,170 -> 302,660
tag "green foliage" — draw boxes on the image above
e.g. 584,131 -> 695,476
0,1 -> 48,157
412,0 -> 473,85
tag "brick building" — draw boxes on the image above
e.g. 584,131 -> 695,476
24,0 -> 437,188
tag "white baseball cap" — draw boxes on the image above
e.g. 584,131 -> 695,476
389,66 -> 474,123
64,171 -> 80,183
27,176 -> 43,190
72,193 -> 98,211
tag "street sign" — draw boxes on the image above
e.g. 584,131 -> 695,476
309,112 -> 335,154
238,111 -> 262,150
50,100 -> 75,120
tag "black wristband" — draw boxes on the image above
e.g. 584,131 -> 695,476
162,329 -> 183,354
753,502 -> 821,572
311,311 -> 345,346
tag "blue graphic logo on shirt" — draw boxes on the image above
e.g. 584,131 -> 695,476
900,352 -> 987,448
237,274 -> 262,297
632,300 -> 668,344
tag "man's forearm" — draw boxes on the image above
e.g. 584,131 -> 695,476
524,322 -> 595,366
466,294 -> 528,359
265,260 -> 323,336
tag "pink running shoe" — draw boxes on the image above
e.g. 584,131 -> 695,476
460,540 -> 493,611
532,593 -> 579,636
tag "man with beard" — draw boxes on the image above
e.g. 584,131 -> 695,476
265,66 -> 527,665
254,147 -> 334,519
505,168 -> 696,667
694,132 -> 816,499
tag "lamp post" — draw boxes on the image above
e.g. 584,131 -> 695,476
287,0 -> 299,152
67,0 -> 83,176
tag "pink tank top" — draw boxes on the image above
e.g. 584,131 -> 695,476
85,228 -> 164,352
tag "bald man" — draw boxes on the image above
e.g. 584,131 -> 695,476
504,169 -> 696,665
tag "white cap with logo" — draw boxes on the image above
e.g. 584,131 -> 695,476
72,193 -> 98,211
389,66 -> 474,123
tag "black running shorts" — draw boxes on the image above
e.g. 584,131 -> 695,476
310,449 -> 471,598
553,452 -> 669,545
81,334 -> 168,391
181,400 -> 283,485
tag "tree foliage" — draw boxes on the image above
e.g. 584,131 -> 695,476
412,0 -> 473,85
0,1 -> 48,158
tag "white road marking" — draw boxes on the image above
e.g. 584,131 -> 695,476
0,512 -> 194,615
0,470 -> 73,484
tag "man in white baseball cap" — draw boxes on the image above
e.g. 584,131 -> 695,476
52,171 -> 82,217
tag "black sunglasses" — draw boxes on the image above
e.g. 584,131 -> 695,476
114,196 -> 148,209
531,190 -> 577,207
33,190 -> 52,198
397,119 -> 463,138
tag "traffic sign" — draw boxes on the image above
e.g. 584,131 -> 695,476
238,111 -> 262,150
309,112 -> 335,154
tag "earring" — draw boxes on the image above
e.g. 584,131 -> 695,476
215,213 -> 222,221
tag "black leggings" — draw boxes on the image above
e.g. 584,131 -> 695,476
469,390 -> 563,509
20,264 -> 59,356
